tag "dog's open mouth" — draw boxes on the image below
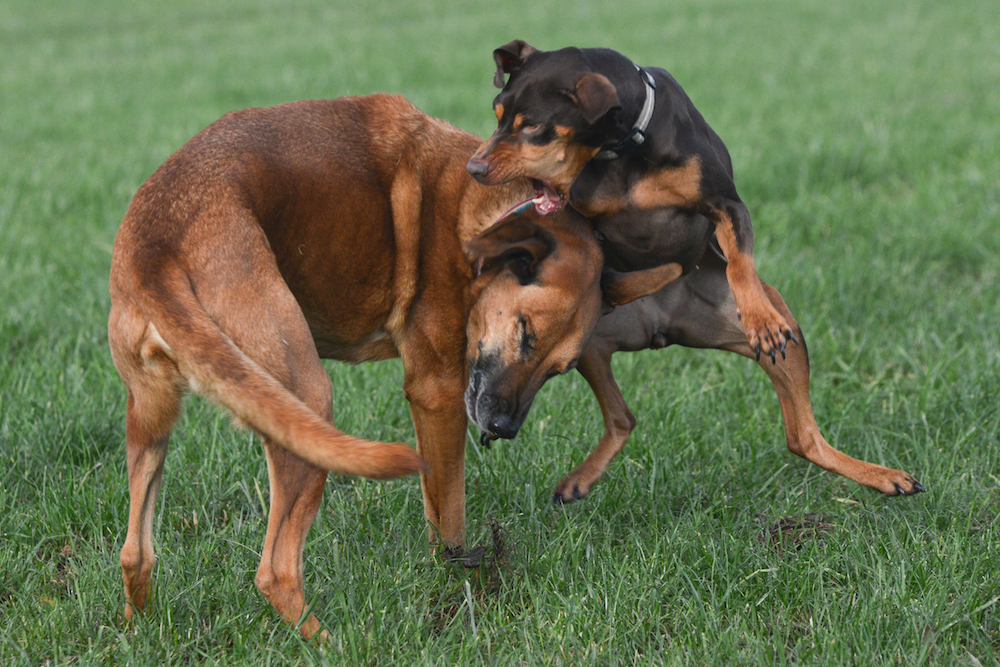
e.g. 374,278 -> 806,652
531,178 -> 566,215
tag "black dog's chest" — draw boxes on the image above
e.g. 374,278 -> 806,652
569,151 -> 713,273
590,206 -> 713,274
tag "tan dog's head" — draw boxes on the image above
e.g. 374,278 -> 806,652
465,206 -> 680,441
466,40 -> 622,215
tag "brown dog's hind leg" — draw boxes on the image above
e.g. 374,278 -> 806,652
206,277 -> 336,640
242,345 -> 331,640
553,340 -> 634,504
248,336 -> 330,640
110,307 -> 183,622
120,389 -> 176,621
255,441 -> 328,640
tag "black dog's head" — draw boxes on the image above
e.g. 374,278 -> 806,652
464,204 -> 681,441
466,41 -> 631,215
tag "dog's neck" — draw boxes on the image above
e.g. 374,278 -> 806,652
457,178 -> 535,244
593,66 -> 657,161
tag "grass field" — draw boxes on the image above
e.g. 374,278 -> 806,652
2,0 -> 999,664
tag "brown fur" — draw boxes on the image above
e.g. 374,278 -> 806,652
109,94 -> 675,639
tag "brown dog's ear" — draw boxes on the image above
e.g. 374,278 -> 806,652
493,40 -> 538,88
602,262 -> 682,307
574,73 -> 621,125
466,215 -> 555,282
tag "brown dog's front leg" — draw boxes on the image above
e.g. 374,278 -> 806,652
710,201 -> 797,361
553,340 -> 634,504
404,369 -> 469,549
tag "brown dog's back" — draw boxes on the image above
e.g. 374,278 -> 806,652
108,96 -> 430,479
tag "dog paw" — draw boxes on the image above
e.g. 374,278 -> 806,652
862,467 -> 926,496
740,304 -> 799,364
889,476 -> 926,496
552,475 -> 593,505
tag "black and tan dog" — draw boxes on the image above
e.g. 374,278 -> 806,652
467,41 -> 924,500
108,94 -> 676,638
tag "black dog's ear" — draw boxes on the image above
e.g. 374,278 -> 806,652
493,40 -> 538,88
466,214 -> 554,282
573,73 -> 621,125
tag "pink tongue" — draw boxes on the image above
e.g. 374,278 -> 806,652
532,185 -> 561,215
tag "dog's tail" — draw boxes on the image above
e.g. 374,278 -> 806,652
139,267 -> 423,480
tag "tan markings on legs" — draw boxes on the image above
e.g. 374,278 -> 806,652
725,284 -> 922,495
628,156 -> 703,209
712,206 -> 794,358
554,342 -> 634,503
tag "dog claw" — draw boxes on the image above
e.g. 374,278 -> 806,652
553,483 -> 587,505
755,347 -> 761,362
788,331 -> 801,346
769,348 -> 776,365
890,478 -> 927,496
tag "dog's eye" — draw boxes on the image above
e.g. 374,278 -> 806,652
522,124 -> 541,133
517,314 -> 536,358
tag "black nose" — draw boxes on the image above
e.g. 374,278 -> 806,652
466,157 -> 490,181
488,413 -> 518,439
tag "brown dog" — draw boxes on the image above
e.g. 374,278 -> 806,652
467,42 -> 924,500
108,93 -> 676,638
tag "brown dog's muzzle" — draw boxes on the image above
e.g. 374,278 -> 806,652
465,353 -> 535,440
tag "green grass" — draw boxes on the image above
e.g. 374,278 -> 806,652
2,0 -> 999,664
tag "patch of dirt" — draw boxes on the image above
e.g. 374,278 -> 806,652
427,517 -> 513,635
760,513 -> 835,555
35,541 -> 78,602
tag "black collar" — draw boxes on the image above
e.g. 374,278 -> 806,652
593,66 -> 657,161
